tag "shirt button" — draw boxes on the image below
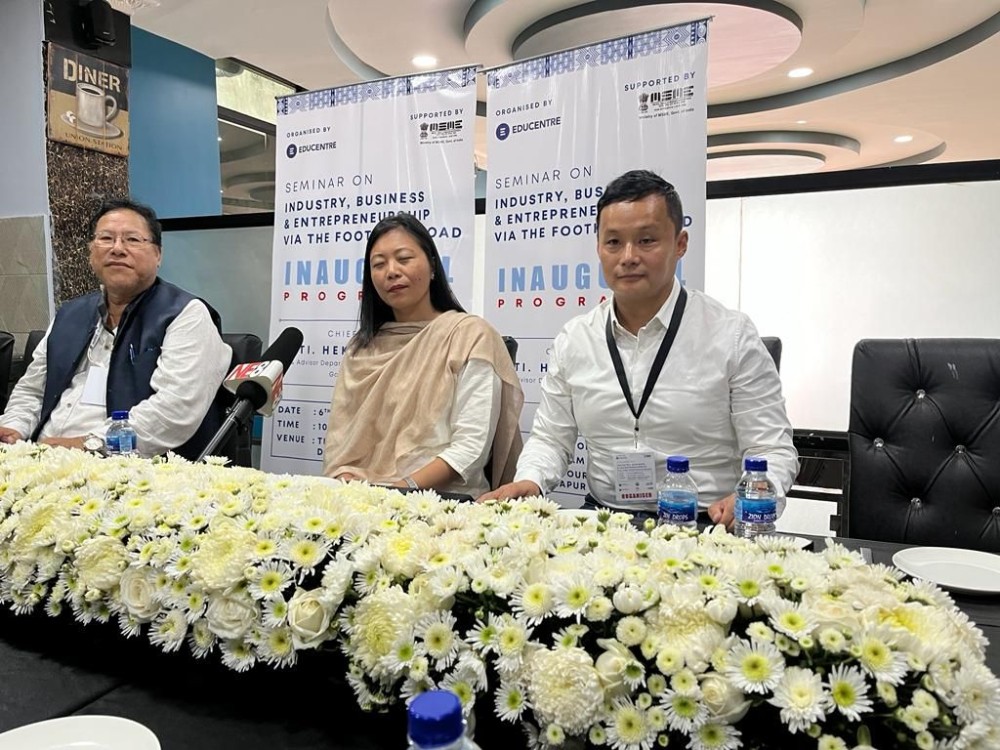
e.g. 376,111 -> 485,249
911,497 -> 921,506
955,445 -> 966,454
873,438 -> 884,449
915,389 -> 926,400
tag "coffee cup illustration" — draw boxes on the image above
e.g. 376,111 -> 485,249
75,82 -> 118,129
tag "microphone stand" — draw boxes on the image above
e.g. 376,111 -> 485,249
197,399 -> 256,462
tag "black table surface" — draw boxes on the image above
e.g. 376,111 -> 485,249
2,535 -> 998,749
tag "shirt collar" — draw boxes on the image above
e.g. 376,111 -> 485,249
610,276 -> 682,335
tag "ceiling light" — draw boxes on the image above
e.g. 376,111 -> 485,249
412,55 -> 437,69
787,67 -> 813,78
795,120 -> 807,125
894,134 -> 914,143
217,136 -> 223,142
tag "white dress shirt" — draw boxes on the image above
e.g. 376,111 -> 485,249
0,300 -> 232,457
514,280 -> 798,510
397,358 -> 502,498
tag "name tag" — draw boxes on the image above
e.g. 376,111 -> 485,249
614,452 -> 657,505
80,365 -> 108,406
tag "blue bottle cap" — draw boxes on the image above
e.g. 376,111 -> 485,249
666,455 -> 689,473
744,456 -> 767,472
111,410 -> 130,420
408,691 -> 464,748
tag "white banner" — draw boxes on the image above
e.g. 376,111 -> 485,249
485,22 -> 708,501
263,67 -> 478,475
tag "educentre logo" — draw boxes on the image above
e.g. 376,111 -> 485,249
495,123 -> 511,141
286,144 -> 298,158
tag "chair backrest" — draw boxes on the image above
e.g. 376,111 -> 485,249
23,329 -> 45,369
847,338 -> 1000,552
761,336 -> 782,373
502,336 -> 518,365
0,331 -> 15,413
219,333 -> 263,467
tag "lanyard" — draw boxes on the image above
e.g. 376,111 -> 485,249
605,286 -> 687,448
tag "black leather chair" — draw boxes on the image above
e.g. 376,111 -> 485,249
219,333 -> 263,467
847,338 -> 1000,552
761,336 -> 782,373
502,335 -> 518,365
23,329 -> 45,370
0,331 -> 15,413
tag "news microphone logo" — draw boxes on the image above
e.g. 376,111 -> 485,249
223,360 -> 285,416
495,123 -> 510,141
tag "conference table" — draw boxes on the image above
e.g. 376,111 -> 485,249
1,535 -> 998,750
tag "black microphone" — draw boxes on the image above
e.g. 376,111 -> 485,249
198,327 -> 304,462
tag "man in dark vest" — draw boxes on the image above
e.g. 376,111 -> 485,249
0,199 -> 232,460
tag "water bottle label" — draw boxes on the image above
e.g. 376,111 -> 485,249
657,490 -> 697,524
736,498 -> 777,524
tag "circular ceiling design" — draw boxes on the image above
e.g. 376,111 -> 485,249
513,2 -> 801,89
707,150 -> 825,180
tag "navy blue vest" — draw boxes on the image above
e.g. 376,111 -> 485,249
33,279 -> 226,460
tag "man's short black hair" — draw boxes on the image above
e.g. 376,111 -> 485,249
596,170 -> 684,235
88,198 -> 162,247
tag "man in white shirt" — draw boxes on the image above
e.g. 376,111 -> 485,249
481,170 -> 797,527
0,199 -> 231,459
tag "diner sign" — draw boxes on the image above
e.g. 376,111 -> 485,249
484,21 -> 708,501
263,67 -> 478,475
46,43 -> 130,157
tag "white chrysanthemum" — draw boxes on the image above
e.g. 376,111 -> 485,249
418,611 -> 459,667
149,609 -> 188,653
552,572 -> 596,619
817,735 -> 848,750
766,599 -> 816,641
466,615 -> 500,654
586,596 -> 614,622
855,628 -> 908,685
826,664 -> 873,721
219,638 -> 256,672
188,517 -> 256,590
527,647 -> 604,735
495,617 -> 533,674
605,698 -> 655,750
514,581 -> 555,624
688,722 -> 741,750
284,537 -> 329,574
948,662 -> 1000,726
615,615 -> 648,647
74,535 -> 128,591
342,587 -> 415,672
661,689 -> 708,733
248,560 -> 293,600
724,638 -> 784,694
767,666 -> 829,732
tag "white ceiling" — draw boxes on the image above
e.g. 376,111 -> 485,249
131,0 -> 1000,189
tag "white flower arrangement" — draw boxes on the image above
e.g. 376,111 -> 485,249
1,443 -> 999,749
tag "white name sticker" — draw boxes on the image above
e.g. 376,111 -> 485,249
613,452 -> 657,505
80,365 -> 108,406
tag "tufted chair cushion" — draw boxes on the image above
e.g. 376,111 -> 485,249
848,339 -> 1000,551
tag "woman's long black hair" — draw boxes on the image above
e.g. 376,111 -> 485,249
352,213 -> 465,350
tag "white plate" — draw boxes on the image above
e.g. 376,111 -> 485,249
892,547 -> 1000,595
0,716 -> 159,750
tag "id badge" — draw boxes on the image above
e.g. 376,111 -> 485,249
614,452 -> 657,506
81,365 -> 108,406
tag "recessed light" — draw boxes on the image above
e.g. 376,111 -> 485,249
894,134 -> 914,143
217,136 -> 223,142
788,67 -> 813,78
795,120 -> 807,125
412,54 -> 437,69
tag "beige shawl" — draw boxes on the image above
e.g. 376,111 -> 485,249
323,311 -> 523,489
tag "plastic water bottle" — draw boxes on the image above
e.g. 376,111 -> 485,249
407,691 -> 481,750
733,456 -> 777,538
657,456 -> 698,528
105,410 -> 137,456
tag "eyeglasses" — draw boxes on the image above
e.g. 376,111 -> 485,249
92,233 -> 153,250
